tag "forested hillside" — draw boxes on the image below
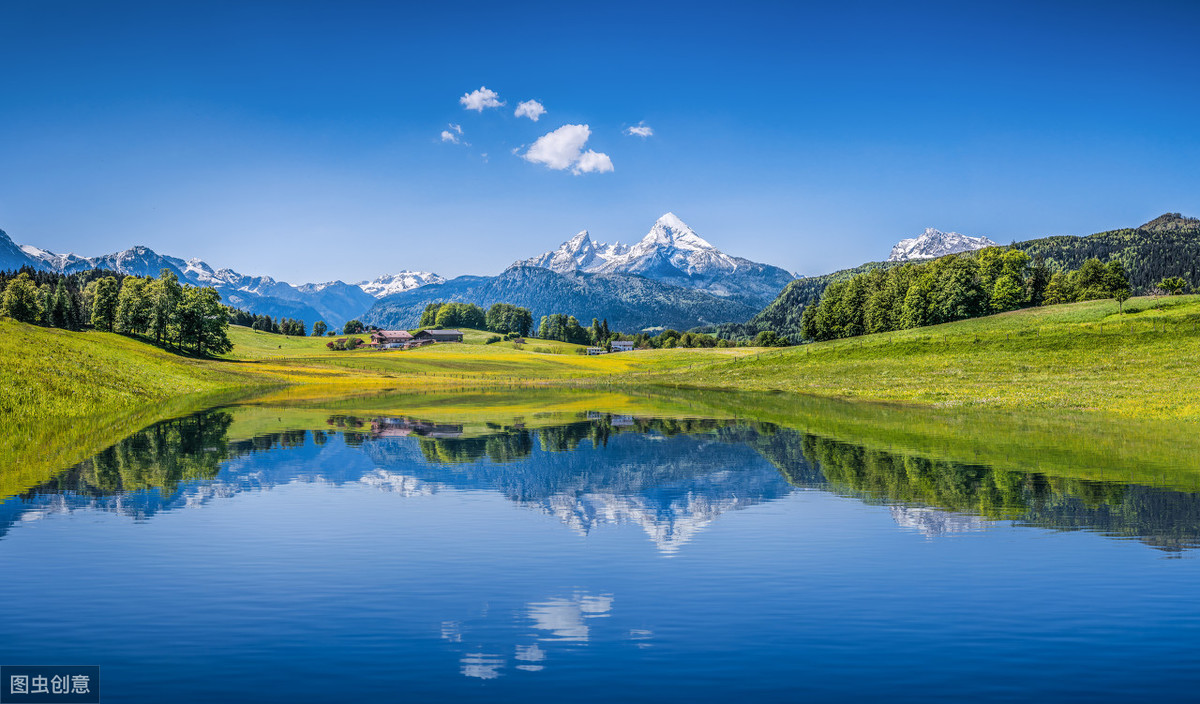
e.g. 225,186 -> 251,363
1012,213 -> 1200,290
363,265 -> 759,332
734,213 -> 1198,341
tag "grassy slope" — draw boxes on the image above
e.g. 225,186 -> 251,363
7,300 -> 1200,423
634,296 -> 1200,418
6,306 -> 1200,499
0,319 -> 269,420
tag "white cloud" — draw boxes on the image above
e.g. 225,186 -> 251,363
460,86 -> 504,111
514,99 -> 546,121
625,122 -> 654,138
573,149 -> 614,174
522,124 -> 613,175
440,123 -> 465,144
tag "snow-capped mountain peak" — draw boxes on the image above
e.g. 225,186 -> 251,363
888,227 -> 997,261
19,243 -> 86,270
514,213 -> 795,305
520,230 -> 627,274
355,271 -> 445,298
0,227 -> 440,327
640,212 -> 717,252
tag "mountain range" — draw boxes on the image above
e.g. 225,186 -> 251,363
741,212 -> 1200,341
0,229 -> 442,328
10,212 -> 1184,336
515,213 -> 796,305
0,213 -> 792,331
888,228 -> 996,261
361,264 -> 761,332
362,214 -> 795,331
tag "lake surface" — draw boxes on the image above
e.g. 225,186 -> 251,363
3,394 -> 1200,702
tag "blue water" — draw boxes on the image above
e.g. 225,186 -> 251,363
2,410 -> 1199,702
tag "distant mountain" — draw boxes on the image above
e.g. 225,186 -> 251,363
1012,213 -> 1200,292
2,213 -> 790,333
1,230 -> 42,272
363,265 -> 759,332
743,212 -> 1200,341
355,271 -> 445,298
0,228 -> 440,328
518,213 -> 795,307
888,228 -> 996,261
1138,212 -> 1200,234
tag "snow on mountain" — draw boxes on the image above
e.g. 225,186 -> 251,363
356,271 -> 446,298
0,229 -> 42,272
520,230 -> 629,274
515,213 -> 795,306
603,212 -> 741,278
0,229 -> 437,327
888,228 -> 997,261
20,243 -> 87,270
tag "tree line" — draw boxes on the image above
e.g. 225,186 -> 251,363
1,266 -> 232,355
226,309 -> 311,336
417,302 -> 534,337
800,249 -> 1132,342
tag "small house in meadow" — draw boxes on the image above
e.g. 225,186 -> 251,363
414,329 -> 464,343
586,346 -> 606,355
610,341 -> 635,352
371,330 -> 414,346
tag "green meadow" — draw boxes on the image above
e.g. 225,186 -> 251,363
4,296 -> 1200,423
3,294 -> 1200,495
632,295 -> 1200,419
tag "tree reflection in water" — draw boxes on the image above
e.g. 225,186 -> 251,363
5,408 -> 1200,553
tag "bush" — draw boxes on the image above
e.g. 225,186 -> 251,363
484,335 -> 501,344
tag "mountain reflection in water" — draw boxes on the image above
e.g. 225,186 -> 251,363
5,408 -> 1200,554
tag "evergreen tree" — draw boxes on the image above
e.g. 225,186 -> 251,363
49,278 -> 74,329
37,283 -> 52,324
90,277 -> 120,331
1027,255 -> 1051,306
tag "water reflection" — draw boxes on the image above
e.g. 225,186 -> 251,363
890,506 -> 987,538
4,407 -> 1200,554
440,591 -> 619,680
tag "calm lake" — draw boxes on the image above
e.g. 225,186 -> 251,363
3,390 -> 1200,702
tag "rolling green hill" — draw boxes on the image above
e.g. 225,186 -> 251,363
638,295 -> 1200,419
739,213 -> 1199,340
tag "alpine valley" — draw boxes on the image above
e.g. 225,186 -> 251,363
0,213 -> 800,333
6,212 -> 1191,335
0,229 -> 443,329
364,213 -> 796,331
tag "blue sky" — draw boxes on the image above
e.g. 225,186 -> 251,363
1,0 -> 1198,283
